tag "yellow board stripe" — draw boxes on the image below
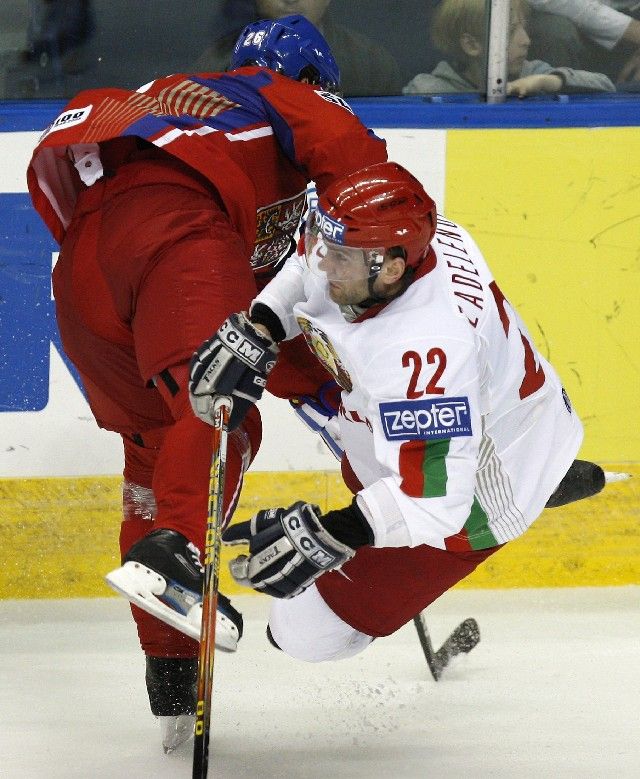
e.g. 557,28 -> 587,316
0,465 -> 637,599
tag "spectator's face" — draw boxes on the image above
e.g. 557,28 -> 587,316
256,0 -> 332,28
507,5 -> 531,78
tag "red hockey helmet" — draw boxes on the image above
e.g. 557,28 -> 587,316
312,162 -> 437,275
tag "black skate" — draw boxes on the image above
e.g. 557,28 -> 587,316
105,528 -> 242,651
146,656 -> 197,753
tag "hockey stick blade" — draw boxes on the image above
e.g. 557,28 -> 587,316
413,614 -> 480,681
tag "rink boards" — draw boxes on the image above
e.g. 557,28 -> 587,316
0,470 -> 640,598
1,106 -> 639,598
0,466 -> 638,598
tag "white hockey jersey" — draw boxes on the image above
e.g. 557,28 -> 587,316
255,215 -> 583,552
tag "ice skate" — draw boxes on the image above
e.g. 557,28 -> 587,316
146,656 -> 197,753
158,713 -> 195,754
105,529 -> 242,651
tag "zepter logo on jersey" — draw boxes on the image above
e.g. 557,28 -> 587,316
296,317 -> 352,392
379,397 -> 473,441
251,191 -> 307,273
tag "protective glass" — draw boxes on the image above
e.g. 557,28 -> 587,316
305,215 -> 384,283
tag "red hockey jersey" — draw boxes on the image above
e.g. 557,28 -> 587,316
27,67 -> 387,285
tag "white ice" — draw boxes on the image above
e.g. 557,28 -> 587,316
1,587 -> 638,778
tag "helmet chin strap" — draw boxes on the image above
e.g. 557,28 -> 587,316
362,265 -> 415,307
340,267 -> 415,321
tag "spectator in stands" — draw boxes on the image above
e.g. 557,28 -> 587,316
195,0 -> 403,96
526,0 -> 640,85
20,0 -> 95,75
403,0 -> 615,96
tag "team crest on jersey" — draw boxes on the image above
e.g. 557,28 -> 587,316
296,318 -> 353,392
379,397 -> 472,441
316,91 -> 354,114
251,191 -> 307,271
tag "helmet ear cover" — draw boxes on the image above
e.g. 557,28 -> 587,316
388,246 -> 407,261
298,64 -> 326,87
366,246 -> 405,280
364,247 -> 414,303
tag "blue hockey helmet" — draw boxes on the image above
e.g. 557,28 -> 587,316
230,14 -> 340,92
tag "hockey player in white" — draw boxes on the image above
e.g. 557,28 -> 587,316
188,161 -> 601,662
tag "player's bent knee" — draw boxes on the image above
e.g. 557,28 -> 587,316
268,584 -> 373,663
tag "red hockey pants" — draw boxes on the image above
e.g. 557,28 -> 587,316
314,457 -> 502,636
53,157 -> 262,657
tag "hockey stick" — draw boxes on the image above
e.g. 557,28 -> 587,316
411,468 -> 631,682
413,612 -> 480,681
193,396 -> 231,779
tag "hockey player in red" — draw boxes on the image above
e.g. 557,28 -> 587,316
27,14 -> 386,750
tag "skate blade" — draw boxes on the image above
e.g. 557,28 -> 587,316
105,562 -> 239,651
158,714 -> 195,754
604,471 -> 632,483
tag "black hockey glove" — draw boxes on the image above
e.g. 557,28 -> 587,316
189,312 -> 279,430
222,500 -> 372,598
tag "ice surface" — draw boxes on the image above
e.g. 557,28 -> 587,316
1,587 -> 638,778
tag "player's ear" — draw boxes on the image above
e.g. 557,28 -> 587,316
382,255 -> 406,285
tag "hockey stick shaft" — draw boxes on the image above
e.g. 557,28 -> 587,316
413,612 -> 480,681
413,613 -> 441,681
193,397 -> 231,779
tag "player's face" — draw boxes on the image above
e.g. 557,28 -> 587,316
306,227 -> 385,305
256,0 -> 332,27
319,246 -> 373,305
